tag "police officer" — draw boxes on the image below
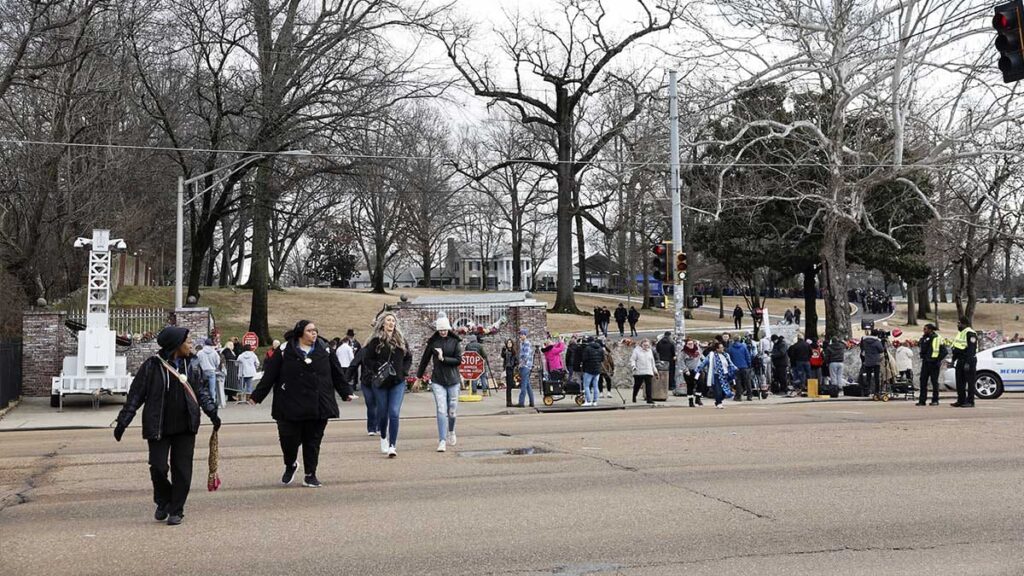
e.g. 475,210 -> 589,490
916,323 -> 944,406
950,317 -> 978,408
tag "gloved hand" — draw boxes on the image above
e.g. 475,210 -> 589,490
114,424 -> 126,442
210,412 -> 222,431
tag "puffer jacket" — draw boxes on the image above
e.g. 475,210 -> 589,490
417,331 -> 463,386
250,337 -> 352,421
542,341 -> 566,371
771,340 -> 789,364
116,354 -> 218,440
826,339 -> 847,364
580,341 -> 605,374
860,335 -> 885,368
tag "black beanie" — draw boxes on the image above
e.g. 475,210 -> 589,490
157,326 -> 190,354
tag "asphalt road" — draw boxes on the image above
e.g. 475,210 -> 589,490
1,398 -> 1022,575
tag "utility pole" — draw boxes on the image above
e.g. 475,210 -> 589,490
669,70 -> 685,389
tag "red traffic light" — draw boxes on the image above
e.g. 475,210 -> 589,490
995,13 -> 1011,29
994,0 -> 1024,82
651,244 -> 665,256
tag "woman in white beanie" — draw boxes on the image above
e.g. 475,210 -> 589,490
416,314 -> 464,452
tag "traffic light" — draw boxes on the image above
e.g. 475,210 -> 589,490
650,243 -> 666,281
994,0 -> 1024,82
675,251 -> 687,281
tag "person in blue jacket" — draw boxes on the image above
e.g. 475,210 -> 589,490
727,337 -> 753,401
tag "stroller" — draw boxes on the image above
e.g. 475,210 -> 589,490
542,369 -> 584,406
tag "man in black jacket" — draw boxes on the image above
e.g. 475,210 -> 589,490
787,336 -> 812,394
917,323 -> 944,406
614,304 -> 628,337
580,337 -> 605,406
115,326 -> 220,526
627,307 -> 641,337
655,332 -> 677,391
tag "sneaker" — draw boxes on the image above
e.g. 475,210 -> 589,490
367,431 -> 377,436
154,505 -> 168,522
166,514 -> 183,526
437,440 -> 447,452
448,432 -> 457,446
715,404 -> 725,409
604,392 -> 612,398
387,446 -> 397,458
380,438 -> 389,454
303,474 -> 322,488
915,402 -> 926,406
962,402 -> 975,408
929,401 -> 940,406
281,462 -> 299,485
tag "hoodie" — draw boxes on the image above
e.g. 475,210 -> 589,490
727,341 -> 752,369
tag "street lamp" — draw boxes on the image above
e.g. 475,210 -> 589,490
175,150 -> 312,309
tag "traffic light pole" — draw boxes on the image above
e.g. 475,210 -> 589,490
668,70 -> 686,395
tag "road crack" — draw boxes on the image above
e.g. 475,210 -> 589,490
0,443 -> 67,515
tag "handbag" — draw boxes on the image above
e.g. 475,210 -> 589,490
372,361 -> 396,388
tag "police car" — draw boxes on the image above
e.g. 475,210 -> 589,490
944,342 -> 1024,399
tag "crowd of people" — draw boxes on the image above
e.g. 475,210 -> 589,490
849,287 -> 894,315
112,308 -> 982,527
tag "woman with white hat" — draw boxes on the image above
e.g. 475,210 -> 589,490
416,314 -> 464,452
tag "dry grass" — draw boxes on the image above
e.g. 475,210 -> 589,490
889,302 -> 1024,337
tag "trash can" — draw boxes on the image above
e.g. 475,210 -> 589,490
650,374 -> 669,401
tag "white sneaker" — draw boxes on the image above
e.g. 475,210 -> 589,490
368,431 -> 377,436
437,440 -> 447,452
387,446 -> 397,458
716,404 -> 725,409
448,432 -> 457,446
380,438 -> 388,454
604,392 -> 612,398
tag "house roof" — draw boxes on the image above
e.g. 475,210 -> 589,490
411,291 -> 533,305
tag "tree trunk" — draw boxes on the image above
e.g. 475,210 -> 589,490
938,272 -> 947,303
551,92 -> 578,314
204,245 -> 217,287
916,280 -> 931,318
906,280 -> 918,326
218,216 -> 233,287
1003,241 -> 1013,299
247,158 -> 275,344
820,217 -> 854,340
421,250 -> 432,288
575,211 -> 587,292
803,266 -> 819,340
511,227 -> 523,291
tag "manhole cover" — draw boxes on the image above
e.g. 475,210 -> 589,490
458,446 -> 551,458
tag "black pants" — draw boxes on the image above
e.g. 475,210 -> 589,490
616,321 -> 625,336
628,322 -> 638,337
277,419 -> 328,475
148,433 -> 196,516
919,361 -> 940,404
771,361 -> 788,393
599,373 -> 613,392
666,361 -> 677,390
506,367 -> 515,407
955,358 -> 977,404
734,318 -> 741,329
685,370 -> 703,397
863,366 -> 881,395
632,375 -> 652,403
734,367 -> 753,399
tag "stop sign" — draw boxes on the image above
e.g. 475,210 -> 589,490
458,351 -> 485,380
242,331 -> 259,349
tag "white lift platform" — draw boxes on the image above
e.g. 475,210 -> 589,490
51,230 -> 134,410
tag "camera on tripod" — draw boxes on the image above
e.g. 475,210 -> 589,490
861,319 -> 890,340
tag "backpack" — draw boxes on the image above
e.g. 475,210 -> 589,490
810,348 -> 824,367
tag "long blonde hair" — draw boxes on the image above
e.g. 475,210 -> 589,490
373,312 -> 406,352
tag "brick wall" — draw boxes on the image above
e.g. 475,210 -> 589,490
21,311 -> 67,397
174,308 -> 212,344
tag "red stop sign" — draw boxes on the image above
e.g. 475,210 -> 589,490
458,351 -> 485,380
242,331 -> 259,349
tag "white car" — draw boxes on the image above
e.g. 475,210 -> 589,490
944,342 -> 1024,399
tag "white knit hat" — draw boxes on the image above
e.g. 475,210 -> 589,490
436,312 -> 452,331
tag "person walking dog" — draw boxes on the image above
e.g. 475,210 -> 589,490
114,326 -> 221,526
249,320 -> 353,487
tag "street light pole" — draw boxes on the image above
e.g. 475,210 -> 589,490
176,176 -> 184,309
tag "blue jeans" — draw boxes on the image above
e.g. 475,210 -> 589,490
829,362 -> 845,387
792,361 -> 811,390
376,385 -> 405,447
582,372 -> 600,404
362,383 -> 379,434
518,367 -> 534,406
203,370 -> 217,405
431,382 -> 459,442
472,372 -> 488,394
242,376 -> 253,394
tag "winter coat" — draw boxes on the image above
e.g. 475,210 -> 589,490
630,346 -> 657,376
732,306 -> 744,319
580,341 -> 605,374
895,346 -> 914,372
237,350 -> 260,378
627,308 -> 640,324
614,306 -> 628,323
565,342 -> 579,371
859,336 -> 885,368
351,336 -> 412,389
826,340 -> 847,365
416,332 -> 463,386
681,348 -> 703,374
655,338 -> 676,364
116,354 -> 218,440
771,340 -> 790,365
501,347 -> 518,370
727,341 -> 752,369
788,339 -> 811,363
697,352 -> 736,389
542,341 -> 566,372
519,339 -> 534,370
197,346 -> 220,373
601,346 -> 615,376
251,338 -> 353,421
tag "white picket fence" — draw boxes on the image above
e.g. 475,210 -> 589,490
67,307 -> 172,338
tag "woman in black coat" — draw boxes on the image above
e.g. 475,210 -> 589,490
360,312 -> 413,458
250,320 -> 352,487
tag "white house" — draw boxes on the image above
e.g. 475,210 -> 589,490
443,238 -> 533,291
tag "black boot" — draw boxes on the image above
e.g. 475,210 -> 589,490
688,396 -> 695,407
695,395 -> 703,406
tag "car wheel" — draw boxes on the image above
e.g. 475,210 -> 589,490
974,372 -> 1003,400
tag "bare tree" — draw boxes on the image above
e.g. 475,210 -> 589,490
428,0 -> 686,312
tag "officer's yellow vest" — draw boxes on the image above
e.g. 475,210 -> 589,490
952,327 -> 976,350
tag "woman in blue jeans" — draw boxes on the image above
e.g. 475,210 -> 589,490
361,313 -> 412,458
517,329 -> 535,407
351,345 -> 379,436
415,315 -> 463,452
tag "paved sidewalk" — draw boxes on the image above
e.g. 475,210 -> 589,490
0,386 -> 866,431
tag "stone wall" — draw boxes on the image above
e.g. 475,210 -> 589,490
21,311 -> 68,397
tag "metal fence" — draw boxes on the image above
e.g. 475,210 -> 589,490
67,308 -> 172,338
0,340 -> 22,407
405,302 -> 509,331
